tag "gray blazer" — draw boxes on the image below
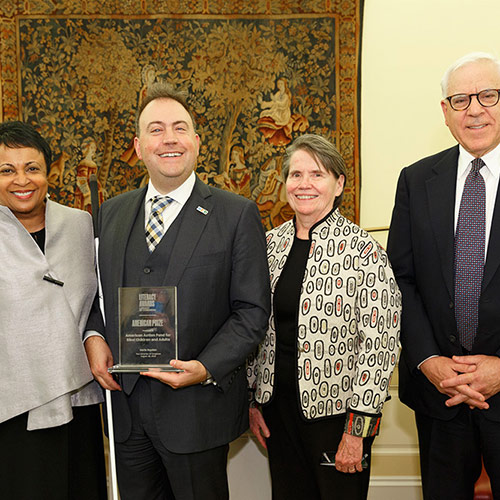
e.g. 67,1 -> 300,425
88,177 -> 270,453
0,200 -> 102,430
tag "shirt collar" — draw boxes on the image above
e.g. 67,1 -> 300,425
458,143 -> 500,181
145,171 -> 196,206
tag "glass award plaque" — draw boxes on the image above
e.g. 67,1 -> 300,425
109,286 -> 181,373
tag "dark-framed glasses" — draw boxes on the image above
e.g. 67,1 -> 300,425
446,89 -> 500,111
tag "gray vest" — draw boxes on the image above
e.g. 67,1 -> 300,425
121,202 -> 185,393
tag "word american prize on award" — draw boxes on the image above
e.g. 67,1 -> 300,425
109,286 -> 181,373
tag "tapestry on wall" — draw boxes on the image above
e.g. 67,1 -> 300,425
0,1 -> 363,228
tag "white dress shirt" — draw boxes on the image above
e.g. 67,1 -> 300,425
144,172 -> 196,232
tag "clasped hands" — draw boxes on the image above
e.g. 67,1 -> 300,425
420,355 -> 500,409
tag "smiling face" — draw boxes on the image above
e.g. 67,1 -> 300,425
441,59 -> 500,157
286,149 -> 344,226
0,144 -> 48,226
134,97 -> 200,193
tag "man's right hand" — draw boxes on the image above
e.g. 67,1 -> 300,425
84,336 -> 121,391
420,356 -> 486,409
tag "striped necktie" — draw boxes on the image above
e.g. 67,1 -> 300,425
454,157 -> 485,351
145,196 -> 173,253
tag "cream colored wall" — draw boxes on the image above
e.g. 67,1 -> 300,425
361,0 -> 500,234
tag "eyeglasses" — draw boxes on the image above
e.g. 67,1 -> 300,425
446,89 -> 500,111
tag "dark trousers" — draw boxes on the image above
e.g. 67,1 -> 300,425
263,395 -> 373,500
115,377 -> 229,500
0,404 -> 107,500
416,408 -> 500,500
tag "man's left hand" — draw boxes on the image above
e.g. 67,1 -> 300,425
141,359 -> 208,389
441,355 -> 500,408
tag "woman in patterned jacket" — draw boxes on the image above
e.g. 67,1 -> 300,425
247,134 -> 401,499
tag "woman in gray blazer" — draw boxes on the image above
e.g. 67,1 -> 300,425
0,122 -> 106,499
248,134 -> 401,500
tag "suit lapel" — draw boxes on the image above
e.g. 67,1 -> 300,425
483,176 -> 500,290
162,178 -> 213,286
426,146 -> 459,298
107,187 -> 146,288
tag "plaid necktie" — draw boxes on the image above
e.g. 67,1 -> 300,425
454,157 -> 486,351
145,196 -> 173,253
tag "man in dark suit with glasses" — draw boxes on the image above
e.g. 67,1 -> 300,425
388,52 -> 500,499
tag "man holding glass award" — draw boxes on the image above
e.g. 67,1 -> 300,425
84,82 -> 270,500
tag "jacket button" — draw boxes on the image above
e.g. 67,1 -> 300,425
143,267 -> 151,274
448,301 -> 454,309
449,335 -> 456,343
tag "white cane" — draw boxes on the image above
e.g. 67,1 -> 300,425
106,389 -> 119,500
90,181 -> 119,499
93,233 -> 119,500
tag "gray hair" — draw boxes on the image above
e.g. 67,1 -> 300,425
282,134 -> 347,211
441,52 -> 500,98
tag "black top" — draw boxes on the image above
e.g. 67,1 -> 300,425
273,236 -> 310,393
30,228 -> 45,253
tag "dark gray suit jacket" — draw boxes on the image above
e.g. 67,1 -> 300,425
387,145 -> 500,421
88,177 -> 270,452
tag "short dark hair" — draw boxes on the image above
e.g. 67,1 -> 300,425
135,82 -> 197,135
282,134 -> 347,210
0,121 -> 52,168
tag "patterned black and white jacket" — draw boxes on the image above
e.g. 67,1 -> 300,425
247,209 -> 401,436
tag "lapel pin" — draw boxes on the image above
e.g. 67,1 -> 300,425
196,206 -> 209,215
